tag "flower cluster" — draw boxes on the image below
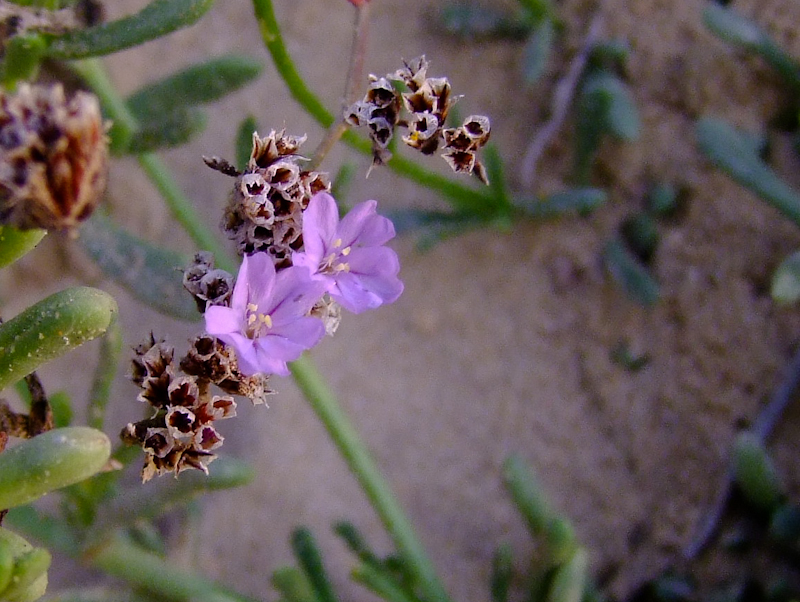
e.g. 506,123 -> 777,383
205,129 -> 329,263
206,191 -> 403,376
345,55 -> 491,183
0,83 -> 108,231
126,132 -> 403,480
122,334 -> 271,481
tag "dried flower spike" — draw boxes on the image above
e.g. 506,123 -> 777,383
211,129 -> 330,261
0,83 -> 108,231
345,56 -> 491,183
124,335 -> 240,482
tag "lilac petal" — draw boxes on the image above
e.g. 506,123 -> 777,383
338,200 -> 395,247
236,343 -> 269,376
241,252 -> 277,308
271,316 -> 325,349
348,269 -> 404,305
302,192 -> 339,262
269,266 -> 328,324
229,256 -> 251,312
332,272 -> 383,313
346,246 -> 400,278
204,305 -> 242,337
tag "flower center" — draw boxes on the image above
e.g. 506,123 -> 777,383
245,302 -> 273,337
320,238 -> 352,274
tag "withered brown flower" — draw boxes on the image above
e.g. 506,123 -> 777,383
205,129 -> 329,263
0,83 -> 108,231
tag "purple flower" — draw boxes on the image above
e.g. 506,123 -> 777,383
204,252 -> 326,376
293,192 -> 404,313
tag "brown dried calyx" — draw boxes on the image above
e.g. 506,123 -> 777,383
123,334 -> 271,482
0,83 -> 108,231
345,55 -> 491,183
205,129 -> 329,264
182,251 -> 234,313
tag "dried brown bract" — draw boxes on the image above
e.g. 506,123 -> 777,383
210,129 -> 329,262
345,76 -> 402,167
345,55 -> 490,183
0,83 -> 108,231
182,251 -> 234,313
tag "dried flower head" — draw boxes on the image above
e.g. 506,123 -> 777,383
345,56 -> 491,183
180,334 -> 273,405
0,83 -> 108,231
124,334 -> 240,482
206,129 -> 330,262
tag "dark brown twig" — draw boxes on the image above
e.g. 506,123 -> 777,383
308,1 -> 371,171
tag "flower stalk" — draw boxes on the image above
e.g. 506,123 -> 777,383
290,355 -> 452,602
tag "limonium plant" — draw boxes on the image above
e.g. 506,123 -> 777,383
0,0 -> 613,601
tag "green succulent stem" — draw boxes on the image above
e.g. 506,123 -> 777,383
289,355 -> 452,602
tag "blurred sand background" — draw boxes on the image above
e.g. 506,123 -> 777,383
3,0 -> 800,599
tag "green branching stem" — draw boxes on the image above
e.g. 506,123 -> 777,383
69,59 -> 235,272
251,0 -> 496,216
290,355 -> 452,602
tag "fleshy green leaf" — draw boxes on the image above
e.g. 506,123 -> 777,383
545,549 -> 588,602
436,4 -> 531,40
0,287 -> 117,391
503,455 -> 553,537
522,18 -> 555,85
603,238 -> 660,307
0,227 -> 46,270
733,431 -> 784,513
124,108 -> 207,154
2,547 -> 50,602
271,567 -> 317,602
45,0 -> 215,60
574,71 -> 639,183
350,563 -> 418,602
4,506 -> 79,556
96,456 -> 255,533
771,250 -> 800,305
704,4 -> 800,91
126,55 -> 263,120
291,528 -> 337,602
696,116 -> 800,227
491,544 -> 513,602
79,214 -> 199,322
517,188 -> 607,219
0,427 -> 110,509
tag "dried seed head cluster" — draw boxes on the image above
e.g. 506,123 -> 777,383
206,129 -> 329,263
0,83 -> 108,231
123,333 -> 271,482
345,55 -> 491,183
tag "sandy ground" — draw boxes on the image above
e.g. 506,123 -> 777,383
4,0 -> 800,599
